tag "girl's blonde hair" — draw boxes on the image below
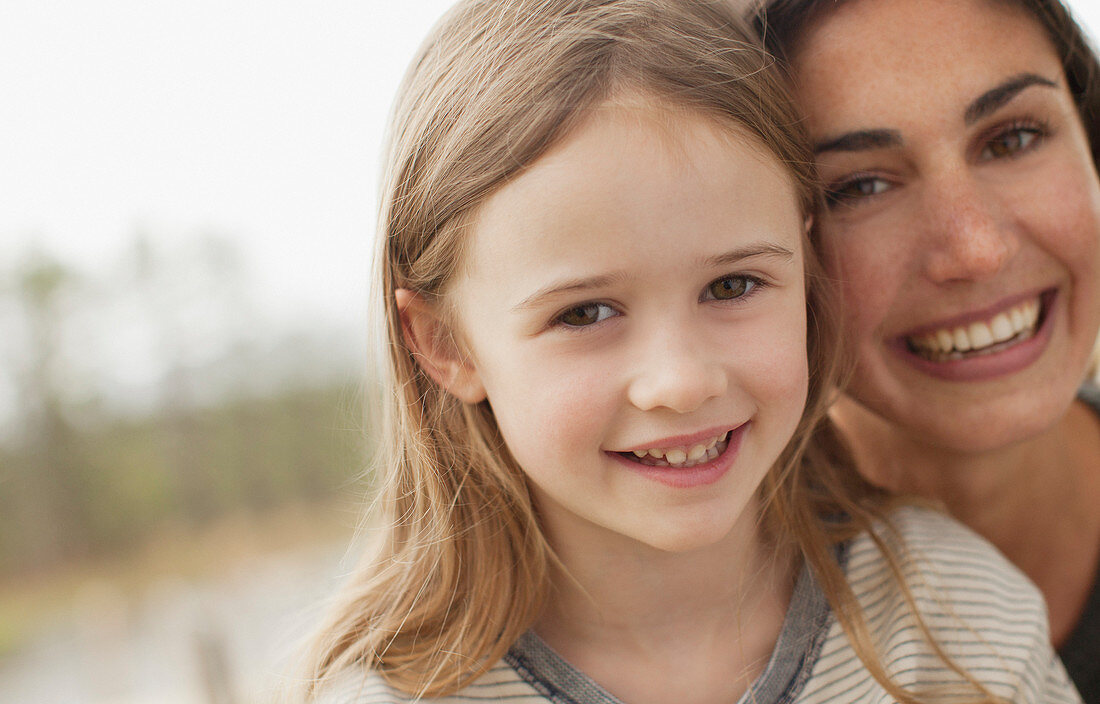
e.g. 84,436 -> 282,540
304,0 -> 1001,701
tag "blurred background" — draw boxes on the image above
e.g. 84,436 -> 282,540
2,1 -> 1099,703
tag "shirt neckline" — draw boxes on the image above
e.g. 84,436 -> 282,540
503,550 -> 837,704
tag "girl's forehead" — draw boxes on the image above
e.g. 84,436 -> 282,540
585,92 -> 794,170
452,104 -> 805,300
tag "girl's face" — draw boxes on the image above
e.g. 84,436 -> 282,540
446,101 -> 809,555
790,0 -> 1100,452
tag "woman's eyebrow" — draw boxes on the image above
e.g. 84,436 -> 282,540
813,73 -> 1059,156
814,129 -> 902,155
964,72 -> 1058,125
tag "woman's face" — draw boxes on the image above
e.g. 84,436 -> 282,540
790,0 -> 1100,452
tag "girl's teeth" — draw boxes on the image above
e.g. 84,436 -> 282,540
627,431 -> 730,468
908,297 -> 1042,360
665,449 -> 687,464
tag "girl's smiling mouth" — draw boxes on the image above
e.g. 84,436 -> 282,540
613,423 -> 750,470
608,424 -> 749,489
620,431 -> 731,468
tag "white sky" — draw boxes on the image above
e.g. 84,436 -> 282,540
2,0 -> 1100,335
0,0 -> 453,334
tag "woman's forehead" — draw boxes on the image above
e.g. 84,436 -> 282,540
789,0 -> 1062,133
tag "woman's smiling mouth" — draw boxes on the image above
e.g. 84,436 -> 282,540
903,291 -> 1052,363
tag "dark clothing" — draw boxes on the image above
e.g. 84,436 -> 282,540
1059,385 -> 1100,703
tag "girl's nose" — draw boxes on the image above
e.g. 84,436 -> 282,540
921,174 -> 1018,283
626,337 -> 728,414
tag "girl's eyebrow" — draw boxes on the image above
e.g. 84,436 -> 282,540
512,242 -> 794,311
704,242 -> 795,268
512,272 -> 627,312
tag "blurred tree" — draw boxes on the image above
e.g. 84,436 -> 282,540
0,233 -> 365,578
7,248 -> 94,566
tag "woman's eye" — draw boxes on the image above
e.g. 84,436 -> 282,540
824,176 -> 891,206
705,276 -> 757,301
556,303 -> 616,327
980,126 -> 1041,160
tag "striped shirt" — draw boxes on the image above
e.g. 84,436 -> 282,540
317,507 -> 1081,703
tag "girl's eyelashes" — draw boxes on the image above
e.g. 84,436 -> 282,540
978,121 -> 1046,161
553,302 -> 619,329
701,274 -> 766,302
548,274 -> 767,330
824,174 -> 893,208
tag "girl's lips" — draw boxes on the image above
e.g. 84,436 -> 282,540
891,290 -> 1057,382
609,422 -> 749,488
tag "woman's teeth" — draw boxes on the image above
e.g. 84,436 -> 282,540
907,298 -> 1041,361
626,431 -> 729,468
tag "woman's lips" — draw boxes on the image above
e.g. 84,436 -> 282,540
892,289 -> 1056,382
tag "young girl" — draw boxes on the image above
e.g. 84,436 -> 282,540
303,0 -> 1080,702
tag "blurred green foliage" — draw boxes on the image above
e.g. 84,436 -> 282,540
0,236 -> 367,579
0,384 -> 363,578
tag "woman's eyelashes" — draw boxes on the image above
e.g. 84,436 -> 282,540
824,174 -> 893,207
978,121 -> 1046,161
549,275 -> 768,330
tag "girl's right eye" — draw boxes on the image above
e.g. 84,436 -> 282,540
555,302 -> 617,328
824,175 -> 892,207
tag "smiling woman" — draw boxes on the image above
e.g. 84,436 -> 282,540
755,0 -> 1100,699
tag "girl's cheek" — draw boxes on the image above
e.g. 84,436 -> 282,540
729,303 -> 809,406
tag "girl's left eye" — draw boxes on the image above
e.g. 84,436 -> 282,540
980,125 -> 1043,161
555,302 -> 618,328
704,275 -> 759,301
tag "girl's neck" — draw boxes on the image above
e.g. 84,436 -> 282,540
534,500 -> 797,704
833,396 -> 1100,645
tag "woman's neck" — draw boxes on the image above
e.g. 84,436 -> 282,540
535,501 -> 797,704
833,395 -> 1100,645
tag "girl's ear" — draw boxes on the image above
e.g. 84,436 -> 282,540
395,288 -> 487,404
803,214 -> 813,235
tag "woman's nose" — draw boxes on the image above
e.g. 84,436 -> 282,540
921,173 -> 1018,283
626,335 -> 727,414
